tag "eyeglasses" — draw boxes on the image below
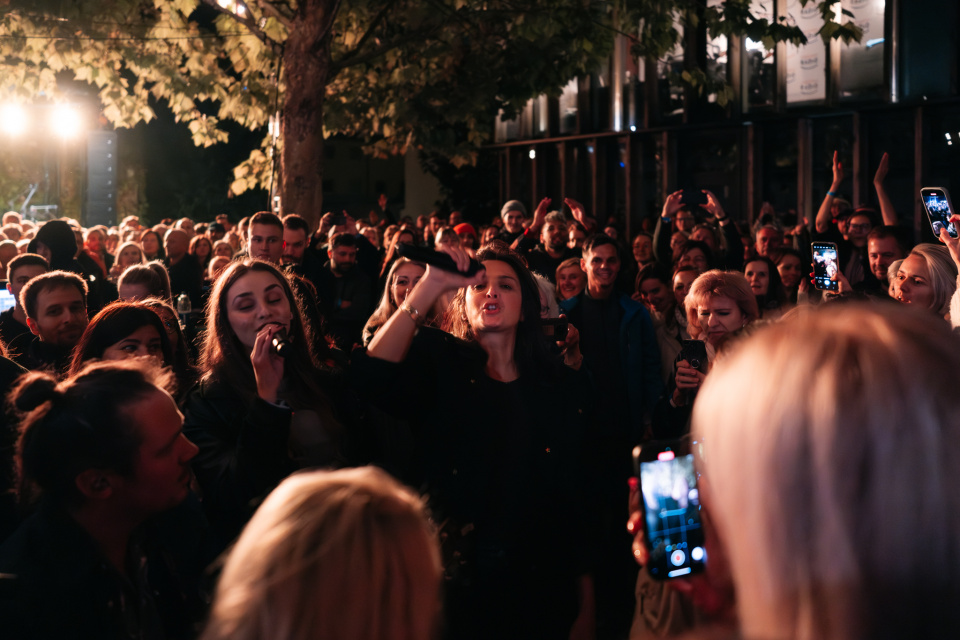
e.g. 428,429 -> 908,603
848,223 -> 871,232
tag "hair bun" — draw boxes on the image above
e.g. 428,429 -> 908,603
12,373 -> 60,413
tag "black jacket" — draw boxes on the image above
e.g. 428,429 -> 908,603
0,500 -> 210,640
351,328 -> 595,639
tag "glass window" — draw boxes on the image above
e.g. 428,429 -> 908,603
922,107 -> 960,242
494,109 -> 520,143
558,79 -> 579,135
784,0 -> 827,103
837,0 -> 885,100
760,121 -> 799,218
657,12 -> 685,123
745,0 -> 777,109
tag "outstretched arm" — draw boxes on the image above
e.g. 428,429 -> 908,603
873,152 -> 897,227
368,246 -> 485,363
816,151 -> 844,234
564,197 -> 597,234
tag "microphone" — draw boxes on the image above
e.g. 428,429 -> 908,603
271,327 -> 294,358
397,244 -> 484,277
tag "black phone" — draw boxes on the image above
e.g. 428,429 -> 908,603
633,441 -> 707,580
920,187 -> 958,239
679,339 -> 707,373
681,190 -> 707,207
332,213 -> 347,226
541,317 -> 569,342
811,241 -> 839,291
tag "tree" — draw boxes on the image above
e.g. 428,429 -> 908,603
0,0 -> 859,224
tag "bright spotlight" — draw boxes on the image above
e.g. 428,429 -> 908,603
0,104 -> 28,136
51,104 -> 82,139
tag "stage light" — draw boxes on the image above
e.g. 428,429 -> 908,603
0,104 -> 28,136
51,104 -> 82,139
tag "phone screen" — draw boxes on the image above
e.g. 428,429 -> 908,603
922,189 -> 958,239
812,243 -> 839,291
639,449 -> 707,579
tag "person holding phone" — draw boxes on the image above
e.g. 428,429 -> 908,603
936,214 -> 960,327
630,304 -> 960,640
652,270 -> 759,440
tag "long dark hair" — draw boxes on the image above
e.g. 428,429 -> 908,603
68,301 -> 174,377
442,241 -> 563,380
201,259 -> 332,404
745,255 -> 788,311
139,229 -> 166,260
140,297 -> 199,396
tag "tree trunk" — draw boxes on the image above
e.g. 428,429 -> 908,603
279,0 -> 335,229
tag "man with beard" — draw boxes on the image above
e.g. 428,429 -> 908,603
317,232 -> 373,350
8,271 -> 89,374
497,200 -> 528,246
858,225 -> 907,298
516,206 -> 581,282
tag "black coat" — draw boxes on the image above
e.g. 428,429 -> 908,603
351,328 -> 595,639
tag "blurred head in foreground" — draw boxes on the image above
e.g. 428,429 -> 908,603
202,466 -> 442,640
693,303 -> 960,639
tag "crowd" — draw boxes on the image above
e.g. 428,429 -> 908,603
1,148 -> 960,640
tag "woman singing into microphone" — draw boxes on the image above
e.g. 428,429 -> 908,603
183,259 -> 350,543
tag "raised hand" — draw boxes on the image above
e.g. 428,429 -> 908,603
939,214 -> 960,271
532,197 -> 552,230
342,211 -> 358,236
830,150 -> 844,192
418,244 -> 487,295
564,197 -> 596,231
661,190 -> 685,219
873,152 -> 889,186
700,190 -> 725,219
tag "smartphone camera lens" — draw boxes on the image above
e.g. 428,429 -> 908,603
690,358 -> 701,369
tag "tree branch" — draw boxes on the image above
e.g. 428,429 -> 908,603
330,25 -> 442,74
346,0 -> 398,56
199,0 -> 277,48
255,0 -> 295,27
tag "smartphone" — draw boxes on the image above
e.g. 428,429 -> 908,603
679,339 -> 707,373
332,213 -> 347,226
920,187 -> 958,239
681,190 -> 707,207
541,317 -> 569,342
811,241 -> 839,291
633,441 -> 707,580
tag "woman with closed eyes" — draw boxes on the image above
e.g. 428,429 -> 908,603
182,259 -> 350,544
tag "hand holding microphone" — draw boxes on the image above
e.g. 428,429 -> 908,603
271,327 -> 293,359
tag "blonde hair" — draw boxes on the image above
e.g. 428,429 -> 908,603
904,243 -> 957,315
202,467 -> 442,640
692,304 -> 960,639
684,269 -> 759,339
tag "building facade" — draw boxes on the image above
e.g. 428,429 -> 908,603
490,0 -> 960,244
